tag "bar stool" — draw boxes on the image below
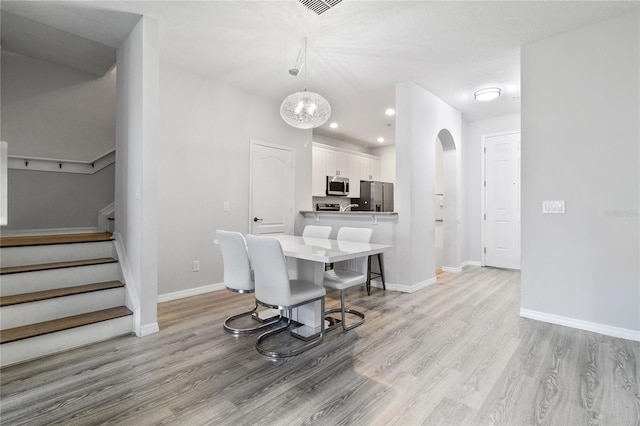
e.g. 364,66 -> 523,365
366,253 -> 386,295
217,230 -> 281,335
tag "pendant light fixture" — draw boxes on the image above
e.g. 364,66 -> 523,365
280,38 -> 331,130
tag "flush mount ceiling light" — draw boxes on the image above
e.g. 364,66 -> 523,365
280,38 -> 331,130
474,87 -> 501,101
385,108 -> 396,116
329,122 -> 338,129
377,137 -> 385,143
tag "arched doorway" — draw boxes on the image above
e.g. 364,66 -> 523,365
434,129 -> 457,275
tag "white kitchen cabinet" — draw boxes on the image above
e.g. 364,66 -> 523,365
325,150 -> 348,177
312,146 -> 328,197
347,154 -> 361,198
312,142 -> 381,199
359,156 -> 381,181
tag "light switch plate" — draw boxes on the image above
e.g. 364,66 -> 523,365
542,200 -> 566,214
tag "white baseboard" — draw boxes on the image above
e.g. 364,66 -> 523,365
442,265 -> 462,273
158,283 -> 225,303
462,260 -> 482,267
373,276 -> 437,293
520,308 -> 640,342
138,322 -> 159,337
0,227 -> 102,237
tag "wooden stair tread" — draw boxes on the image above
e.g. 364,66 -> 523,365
0,306 -> 133,344
0,232 -> 113,248
0,257 -> 118,275
0,281 -> 125,307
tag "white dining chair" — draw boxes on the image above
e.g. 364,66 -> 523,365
245,234 -> 326,358
322,227 -> 373,331
217,230 -> 280,335
302,225 -> 332,239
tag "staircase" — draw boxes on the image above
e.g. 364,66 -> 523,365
0,233 -> 133,367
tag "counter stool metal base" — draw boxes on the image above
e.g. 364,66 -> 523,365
366,253 -> 386,295
255,298 -> 326,358
223,299 -> 282,335
325,289 -> 365,331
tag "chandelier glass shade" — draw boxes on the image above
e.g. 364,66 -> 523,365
280,37 -> 331,129
280,89 -> 331,129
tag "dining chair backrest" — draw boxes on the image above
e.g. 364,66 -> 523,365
245,235 -> 291,307
337,227 -> 373,243
216,230 -> 254,293
302,225 -> 332,239
335,227 -> 373,274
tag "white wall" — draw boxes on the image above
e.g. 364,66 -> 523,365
463,113 -> 520,262
158,62 -> 312,296
1,51 -> 116,161
5,165 -> 115,231
0,51 -> 117,231
395,81 -> 462,287
115,16 -> 159,335
521,12 -> 639,337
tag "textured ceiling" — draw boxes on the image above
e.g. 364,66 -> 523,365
1,1 -> 638,146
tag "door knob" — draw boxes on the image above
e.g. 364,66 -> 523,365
253,217 -> 263,223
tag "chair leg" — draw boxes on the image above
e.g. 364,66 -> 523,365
325,289 -> 365,331
223,300 -> 282,335
377,253 -> 386,290
366,255 -> 372,295
256,300 -> 326,358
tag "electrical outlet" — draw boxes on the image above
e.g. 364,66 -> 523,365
542,200 -> 566,214
223,201 -> 230,212
192,260 -> 200,272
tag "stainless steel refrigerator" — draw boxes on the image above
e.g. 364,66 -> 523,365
352,181 -> 394,212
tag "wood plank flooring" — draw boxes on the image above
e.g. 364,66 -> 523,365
1,266 -> 638,425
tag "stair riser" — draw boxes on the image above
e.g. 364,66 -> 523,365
0,316 -> 133,367
0,288 -> 125,330
0,241 -> 116,268
0,263 -> 119,296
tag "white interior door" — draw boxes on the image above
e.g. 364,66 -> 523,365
250,140 -> 294,235
484,131 -> 521,269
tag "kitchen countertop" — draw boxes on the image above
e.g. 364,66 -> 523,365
300,210 -> 398,216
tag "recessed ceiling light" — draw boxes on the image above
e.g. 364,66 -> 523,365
385,108 -> 396,116
329,122 -> 338,129
377,137 -> 384,143
474,88 -> 501,101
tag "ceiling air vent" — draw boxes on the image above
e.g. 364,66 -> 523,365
297,0 -> 343,15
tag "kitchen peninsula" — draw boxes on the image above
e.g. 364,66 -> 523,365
298,210 -> 398,288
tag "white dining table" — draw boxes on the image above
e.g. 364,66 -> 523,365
267,234 -> 393,338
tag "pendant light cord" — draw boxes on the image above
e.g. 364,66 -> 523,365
303,37 -> 308,91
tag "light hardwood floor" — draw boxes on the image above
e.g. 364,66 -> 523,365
1,266 -> 638,425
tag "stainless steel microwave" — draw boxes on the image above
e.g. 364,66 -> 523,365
326,176 -> 349,196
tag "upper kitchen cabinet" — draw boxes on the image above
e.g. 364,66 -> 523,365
312,142 -> 381,198
325,149 -> 348,177
312,145 -> 348,197
347,154 -> 362,198
359,156 -> 380,181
